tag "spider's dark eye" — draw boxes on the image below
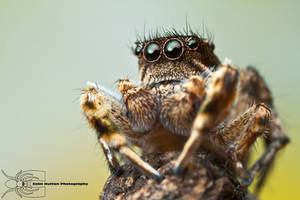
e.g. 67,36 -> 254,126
187,38 -> 198,50
135,44 -> 143,56
164,39 -> 183,60
144,42 -> 161,62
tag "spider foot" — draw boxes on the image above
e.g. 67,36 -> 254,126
238,174 -> 254,187
172,165 -> 186,175
153,173 -> 164,183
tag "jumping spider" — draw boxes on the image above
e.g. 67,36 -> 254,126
80,30 -> 289,191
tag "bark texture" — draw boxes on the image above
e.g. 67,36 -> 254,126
100,150 -> 256,200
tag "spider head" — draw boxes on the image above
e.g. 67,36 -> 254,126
134,34 -> 220,86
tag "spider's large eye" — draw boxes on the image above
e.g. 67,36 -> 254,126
144,42 -> 161,62
164,39 -> 183,60
135,44 -> 143,56
186,38 -> 198,50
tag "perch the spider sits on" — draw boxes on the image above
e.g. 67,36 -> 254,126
80,29 -> 289,191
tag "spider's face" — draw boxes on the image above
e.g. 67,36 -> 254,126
134,35 -> 220,86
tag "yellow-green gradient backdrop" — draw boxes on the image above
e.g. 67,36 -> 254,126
0,0 -> 299,199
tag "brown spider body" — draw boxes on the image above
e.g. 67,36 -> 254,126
80,30 -> 289,191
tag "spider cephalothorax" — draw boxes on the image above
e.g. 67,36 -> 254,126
134,34 -> 220,86
81,29 -> 289,191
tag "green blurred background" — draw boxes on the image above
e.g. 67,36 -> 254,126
0,0 -> 299,199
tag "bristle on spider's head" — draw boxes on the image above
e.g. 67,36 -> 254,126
134,27 -> 214,45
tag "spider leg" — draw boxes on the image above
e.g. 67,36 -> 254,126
159,76 -> 205,135
173,64 -> 239,173
1,188 -> 18,198
101,131 -> 163,181
1,169 -> 21,181
237,66 -> 290,192
19,172 -> 37,181
99,136 -> 121,174
251,116 -> 289,193
81,83 -> 163,181
19,186 -> 39,195
215,103 -> 271,185
118,78 -> 159,133
15,187 -> 25,198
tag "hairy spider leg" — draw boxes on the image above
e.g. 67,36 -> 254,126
237,67 -> 290,192
81,83 -> 163,181
213,103 -> 271,185
173,64 -> 239,173
99,137 -> 121,174
118,78 -> 159,134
